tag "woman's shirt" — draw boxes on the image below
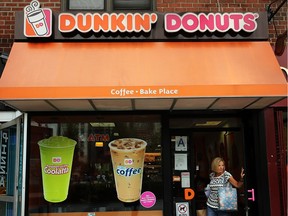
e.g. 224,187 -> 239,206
206,171 -> 232,209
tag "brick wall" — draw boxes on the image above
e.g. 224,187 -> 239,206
0,0 -> 287,54
0,0 -> 61,54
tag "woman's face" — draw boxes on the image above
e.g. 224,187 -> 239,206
216,161 -> 225,174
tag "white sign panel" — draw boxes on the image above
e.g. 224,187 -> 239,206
174,153 -> 188,170
176,202 -> 189,216
175,136 -> 187,151
181,172 -> 190,188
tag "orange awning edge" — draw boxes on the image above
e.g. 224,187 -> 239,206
0,85 -> 287,100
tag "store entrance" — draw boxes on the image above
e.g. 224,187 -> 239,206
0,115 -> 25,216
169,117 -> 247,216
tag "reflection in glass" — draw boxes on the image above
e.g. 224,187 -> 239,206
69,0 -> 104,10
28,114 -> 162,213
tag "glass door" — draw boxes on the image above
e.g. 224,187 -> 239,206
0,114 -> 25,216
170,125 -> 248,216
170,131 -> 196,216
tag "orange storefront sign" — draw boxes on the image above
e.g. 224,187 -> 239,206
58,13 -> 158,33
18,1 -> 270,41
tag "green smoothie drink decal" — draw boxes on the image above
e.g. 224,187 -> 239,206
38,136 -> 77,203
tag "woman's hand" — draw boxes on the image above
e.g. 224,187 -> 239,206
230,168 -> 245,188
240,168 -> 245,179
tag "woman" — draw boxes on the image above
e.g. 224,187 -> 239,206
206,157 -> 245,216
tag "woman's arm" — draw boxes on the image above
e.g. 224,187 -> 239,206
229,168 -> 245,188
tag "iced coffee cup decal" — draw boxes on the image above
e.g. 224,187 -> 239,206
24,0 -> 52,37
109,138 -> 147,202
38,136 -> 77,203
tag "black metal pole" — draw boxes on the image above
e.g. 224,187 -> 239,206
268,0 -> 287,22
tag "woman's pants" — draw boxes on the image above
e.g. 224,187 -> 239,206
207,206 -> 230,216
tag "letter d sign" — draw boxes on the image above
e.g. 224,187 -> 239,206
184,188 -> 195,200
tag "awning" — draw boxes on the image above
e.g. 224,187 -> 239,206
0,41 -> 287,111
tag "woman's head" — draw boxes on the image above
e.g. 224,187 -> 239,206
211,157 -> 225,174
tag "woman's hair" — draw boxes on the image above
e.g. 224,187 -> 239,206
211,157 -> 225,172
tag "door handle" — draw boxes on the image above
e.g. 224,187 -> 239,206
248,188 -> 255,201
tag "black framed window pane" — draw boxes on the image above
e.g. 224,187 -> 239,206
69,0 -> 105,10
28,114 -> 163,213
113,0 -> 152,10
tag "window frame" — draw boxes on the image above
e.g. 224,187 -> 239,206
27,112 -> 163,214
61,0 -> 156,12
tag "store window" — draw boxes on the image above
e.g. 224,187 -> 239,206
28,114 -> 162,214
69,0 -> 105,10
66,0 -> 155,11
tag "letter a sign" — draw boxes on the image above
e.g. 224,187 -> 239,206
175,136 -> 187,151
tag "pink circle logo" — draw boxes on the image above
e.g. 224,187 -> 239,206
124,158 -> 133,165
140,191 -> 156,208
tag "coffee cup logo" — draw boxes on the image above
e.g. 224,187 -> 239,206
24,0 -> 52,37
52,157 -> 62,163
124,158 -> 133,165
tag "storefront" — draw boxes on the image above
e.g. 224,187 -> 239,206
0,1 -> 287,216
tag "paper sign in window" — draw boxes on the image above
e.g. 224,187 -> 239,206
174,153 -> 188,170
181,172 -> 190,188
175,136 -> 187,151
